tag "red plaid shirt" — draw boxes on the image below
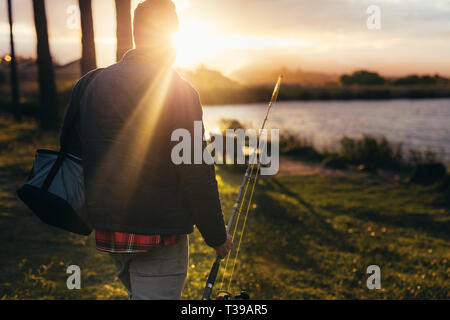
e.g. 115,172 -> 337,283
95,230 -> 179,253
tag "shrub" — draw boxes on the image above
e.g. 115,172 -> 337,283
339,135 -> 403,170
409,163 -> 447,184
340,70 -> 386,86
279,131 -> 323,161
322,156 -> 348,169
407,149 -> 439,165
394,74 -> 447,86
219,118 -> 246,134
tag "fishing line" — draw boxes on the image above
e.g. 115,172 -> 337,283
223,77 -> 281,292
226,157 -> 262,292
201,75 -> 282,300
220,115 -> 273,292
218,74 -> 281,290
218,160 -> 256,290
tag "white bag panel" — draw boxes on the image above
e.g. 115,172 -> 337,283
27,152 -> 57,188
27,151 -> 85,211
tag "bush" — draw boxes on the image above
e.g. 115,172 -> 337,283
409,163 -> 447,184
340,70 -> 386,86
339,135 -> 403,170
394,74 -> 447,86
407,149 -> 439,165
219,118 -> 246,133
279,131 -> 323,161
322,156 -> 348,169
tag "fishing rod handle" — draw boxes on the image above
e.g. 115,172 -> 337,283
201,257 -> 221,300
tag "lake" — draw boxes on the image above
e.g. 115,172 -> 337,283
203,98 -> 450,161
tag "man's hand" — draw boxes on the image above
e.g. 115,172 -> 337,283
214,230 -> 233,259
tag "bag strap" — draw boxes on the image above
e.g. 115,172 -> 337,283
60,68 -> 104,152
42,69 -> 103,191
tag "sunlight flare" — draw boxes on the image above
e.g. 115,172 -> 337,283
92,62 -> 174,208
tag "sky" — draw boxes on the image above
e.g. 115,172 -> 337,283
0,0 -> 449,77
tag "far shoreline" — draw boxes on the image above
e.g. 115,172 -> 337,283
199,86 -> 450,106
204,96 -> 450,107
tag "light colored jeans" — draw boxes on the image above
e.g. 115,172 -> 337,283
109,235 -> 189,300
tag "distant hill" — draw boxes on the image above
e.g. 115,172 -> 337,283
232,65 -> 339,87
177,65 -> 240,90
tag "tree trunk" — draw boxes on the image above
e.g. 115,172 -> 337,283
115,0 -> 133,61
78,0 -> 97,75
7,0 -> 21,121
32,0 -> 58,130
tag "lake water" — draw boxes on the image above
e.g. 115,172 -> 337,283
203,99 -> 450,161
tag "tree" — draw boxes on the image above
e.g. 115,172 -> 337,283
7,0 -> 21,121
32,0 -> 58,130
78,0 -> 97,75
0,69 -> 6,85
394,74 -> 443,86
115,0 -> 133,61
340,70 -> 385,86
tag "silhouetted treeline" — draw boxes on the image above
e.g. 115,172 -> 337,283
197,86 -> 450,105
393,74 -> 449,86
195,69 -> 450,104
183,67 -> 450,103
340,70 -> 385,86
341,70 -> 449,87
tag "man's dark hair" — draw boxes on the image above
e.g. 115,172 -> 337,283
133,0 -> 179,48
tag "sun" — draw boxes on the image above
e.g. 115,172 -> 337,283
173,21 -> 224,69
172,20 -> 307,70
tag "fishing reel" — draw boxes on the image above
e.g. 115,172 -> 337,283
216,290 -> 250,300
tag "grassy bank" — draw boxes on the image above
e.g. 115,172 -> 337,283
0,116 -> 448,299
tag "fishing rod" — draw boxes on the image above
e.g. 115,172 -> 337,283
201,75 -> 283,300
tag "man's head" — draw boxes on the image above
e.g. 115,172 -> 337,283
133,0 -> 179,51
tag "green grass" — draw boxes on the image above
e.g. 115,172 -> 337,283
0,116 -> 448,299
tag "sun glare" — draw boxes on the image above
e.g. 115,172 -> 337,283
172,20 -> 307,70
173,22 -> 221,68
